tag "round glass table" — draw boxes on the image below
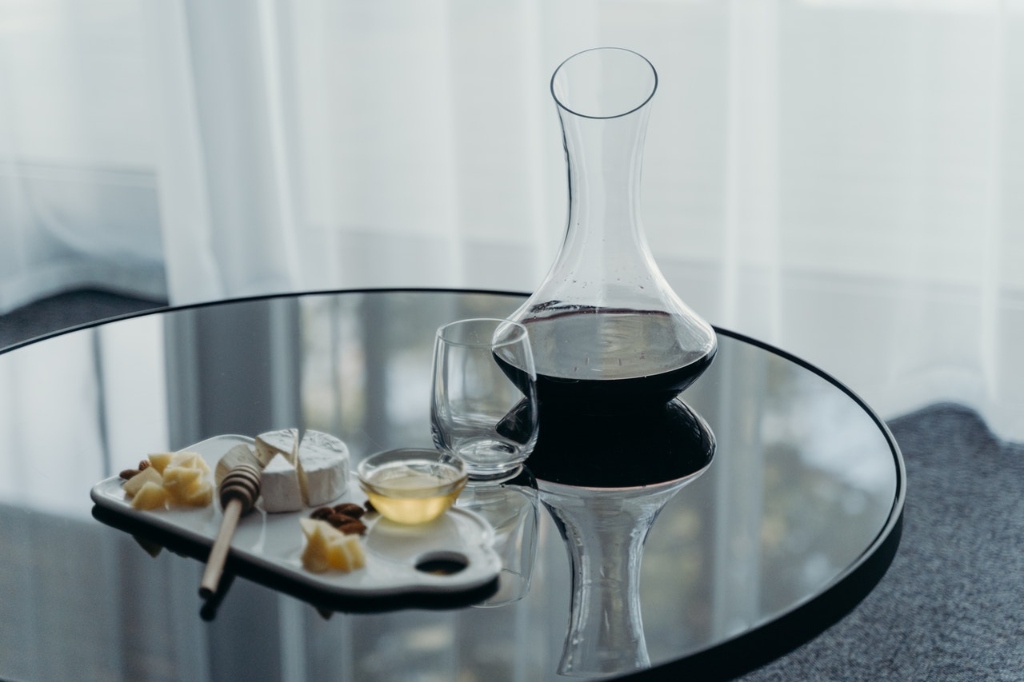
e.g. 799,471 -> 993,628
0,289 -> 904,681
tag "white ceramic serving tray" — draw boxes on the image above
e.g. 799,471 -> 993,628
90,435 -> 502,607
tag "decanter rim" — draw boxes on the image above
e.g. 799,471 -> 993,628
550,46 -> 658,121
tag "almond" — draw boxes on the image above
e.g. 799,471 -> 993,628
332,503 -> 365,519
336,520 -> 367,536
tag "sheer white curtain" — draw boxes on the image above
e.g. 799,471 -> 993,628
0,0 -> 166,308
2,0 -> 1024,438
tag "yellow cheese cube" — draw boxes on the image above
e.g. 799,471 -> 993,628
170,451 -> 210,474
346,537 -> 366,570
123,466 -> 162,497
326,535 -> 365,572
147,452 -> 173,474
300,519 -> 331,573
163,465 -> 203,492
299,517 -> 322,537
301,543 -> 330,573
167,477 -> 211,509
178,481 -> 214,507
325,537 -> 352,571
299,518 -> 365,573
130,481 -> 168,510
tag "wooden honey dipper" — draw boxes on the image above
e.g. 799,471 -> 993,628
200,462 -> 262,599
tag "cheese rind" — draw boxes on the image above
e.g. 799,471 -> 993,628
255,429 -> 298,467
261,453 -> 303,513
297,430 -> 350,506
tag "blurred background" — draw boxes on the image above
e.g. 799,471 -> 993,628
2,0 -> 1023,438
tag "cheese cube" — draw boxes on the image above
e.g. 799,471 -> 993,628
123,466 -> 163,498
179,481 -> 214,507
299,517 -> 322,536
255,429 -> 298,467
297,430 -> 350,507
300,518 -> 331,573
261,454 -> 303,513
147,452 -> 173,474
162,465 -> 203,495
327,534 -> 365,572
300,518 -> 365,573
130,481 -> 168,510
169,451 -> 210,474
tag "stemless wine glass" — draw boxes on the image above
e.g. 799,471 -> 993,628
431,318 -> 539,481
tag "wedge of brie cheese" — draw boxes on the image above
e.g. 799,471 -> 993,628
215,443 -> 262,486
255,428 -> 298,467
297,430 -> 350,507
261,453 -> 303,513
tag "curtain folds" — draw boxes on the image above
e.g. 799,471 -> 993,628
1,0 -> 1023,438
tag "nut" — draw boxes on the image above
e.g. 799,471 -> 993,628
336,519 -> 367,536
138,460 -> 151,471
325,513 -> 351,528
332,503 -> 365,519
309,507 -> 334,520
119,468 -> 141,480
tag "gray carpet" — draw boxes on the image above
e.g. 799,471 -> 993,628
2,292 -> 1021,679
742,403 -> 1024,681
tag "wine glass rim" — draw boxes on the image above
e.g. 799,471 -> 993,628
550,46 -> 658,121
436,318 -> 529,348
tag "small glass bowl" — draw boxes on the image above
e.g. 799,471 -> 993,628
356,448 -> 468,524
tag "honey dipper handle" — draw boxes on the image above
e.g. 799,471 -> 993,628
200,498 -> 243,599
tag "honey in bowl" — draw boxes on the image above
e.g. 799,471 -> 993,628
357,449 -> 467,524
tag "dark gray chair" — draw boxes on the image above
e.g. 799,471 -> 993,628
743,403 -> 1024,681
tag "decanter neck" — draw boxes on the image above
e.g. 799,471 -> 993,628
558,105 -> 653,259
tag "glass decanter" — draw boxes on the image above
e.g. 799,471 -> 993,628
509,47 -> 716,414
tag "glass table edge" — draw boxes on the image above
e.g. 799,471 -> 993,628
620,328 -> 907,680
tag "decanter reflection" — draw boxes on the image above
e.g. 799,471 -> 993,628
509,47 -> 717,415
533,400 -> 715,677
